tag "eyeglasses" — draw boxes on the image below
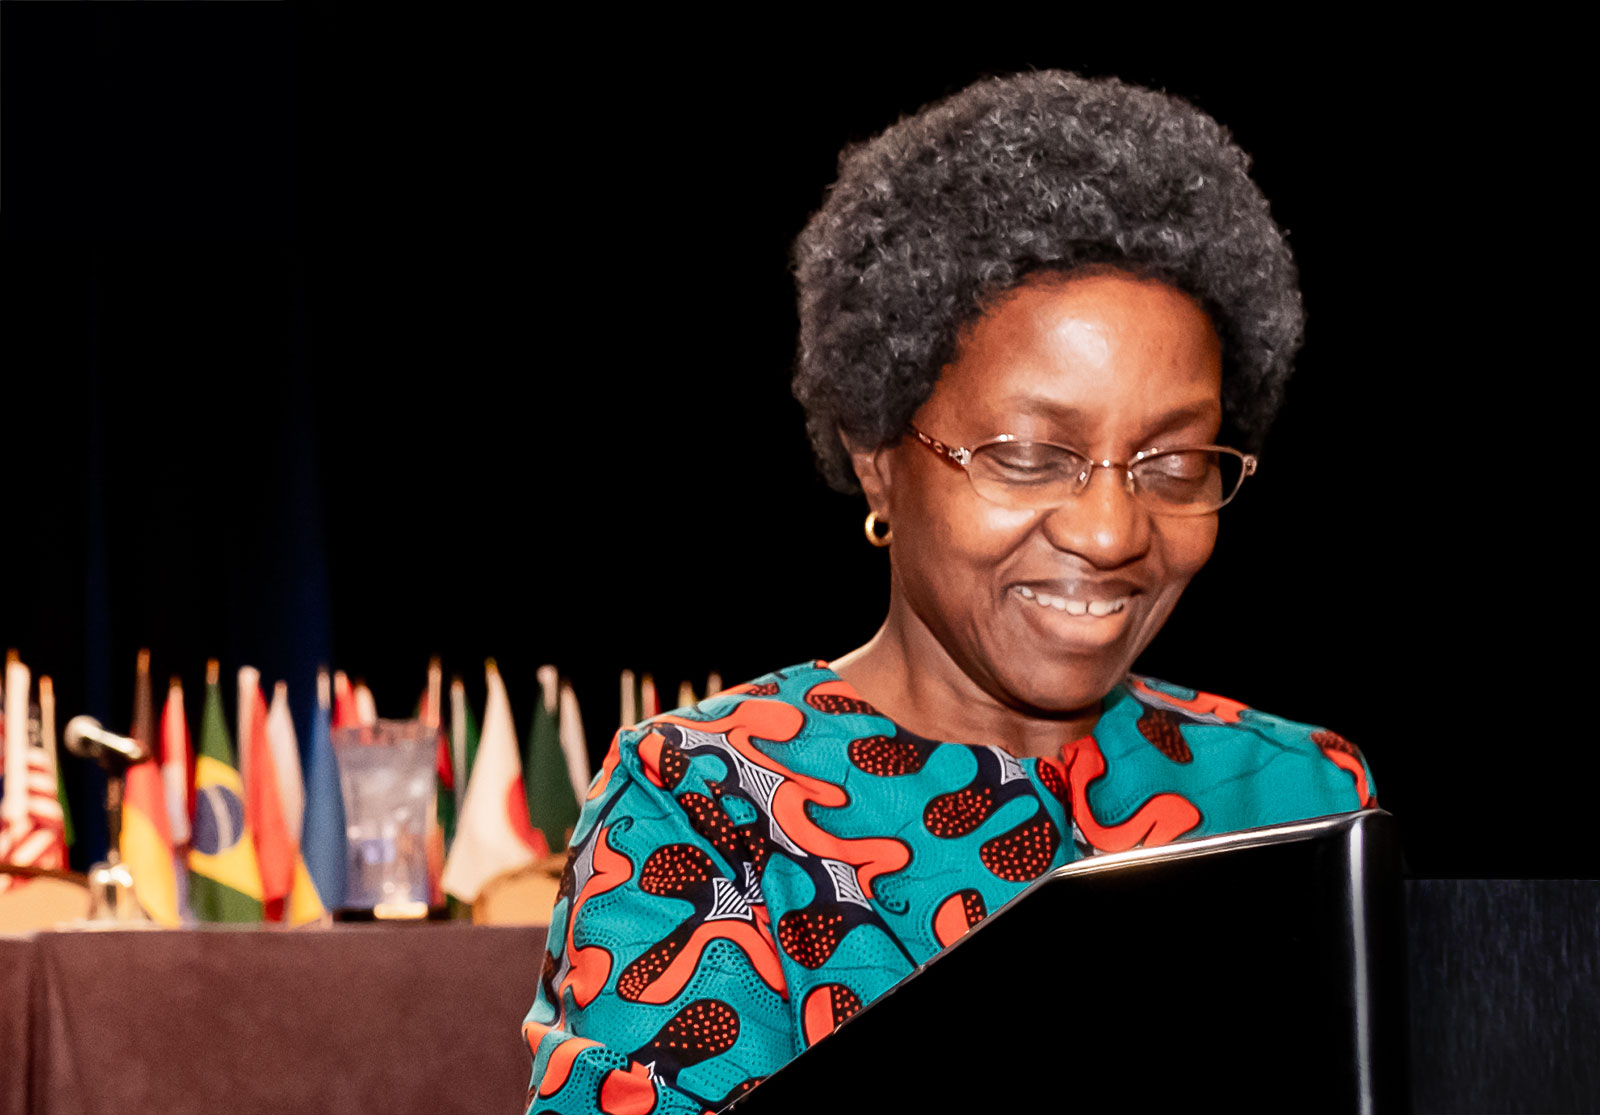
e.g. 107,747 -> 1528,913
909,426 -> 1257,516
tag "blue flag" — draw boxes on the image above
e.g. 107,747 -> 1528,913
300,671 -> 346,910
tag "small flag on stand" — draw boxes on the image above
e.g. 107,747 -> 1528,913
0,654 -> 68,893
160,677 -> 191,849
332,671 -> 359,730
558,679 -> 591,802
448,676 -> 478,818
523,666 -> 579,855
121,650 -> 179,925
189,660 -> 265,922
240,667 -> 295,921
266,682 -> 305,845
159,678 -> 192,916
353,682 -> 377,727
420,658 -> 450,906
2,652 -> 30,851
40,676 -> 74,849
441,660 -> 547,904
300,668 -> 346,914
620,669 -> 637,728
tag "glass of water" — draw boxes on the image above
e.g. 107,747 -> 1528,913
332,719 -> 435,918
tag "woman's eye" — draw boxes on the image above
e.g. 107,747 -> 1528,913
985,447 -> 1072,480
1137,452 -> 1219,498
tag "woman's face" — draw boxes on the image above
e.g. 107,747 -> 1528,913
856,272 -> 1224,718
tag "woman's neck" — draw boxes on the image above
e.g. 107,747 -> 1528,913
830,611 -> 1102,761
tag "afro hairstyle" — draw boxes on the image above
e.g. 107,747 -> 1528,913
792,69 -> 1305,494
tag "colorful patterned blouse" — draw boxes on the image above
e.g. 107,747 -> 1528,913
523,661 -> 1376,1114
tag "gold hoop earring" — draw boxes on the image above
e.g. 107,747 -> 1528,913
864,511 -> 892,547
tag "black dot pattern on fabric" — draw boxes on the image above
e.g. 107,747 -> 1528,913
923,785 -> 998,837
721,1078 -> 766,1104
638,844 -> 717,897
824,983 -> 863,1027
980,815 -> 1061,881
776,909 -> 851,969
1035,759 -> 1071,808
1137,707 -> 1194,763
959,888 -> 987,928
658,742 -> 691,789
805,691 -> 879,716
745,682 -> 781,696
848,734 -> 932,776
617,926 -> 692,1002
678,791 -> 740,856
641,999 -> 741,1066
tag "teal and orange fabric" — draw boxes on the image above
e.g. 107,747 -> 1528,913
523,661 -> 1376,1114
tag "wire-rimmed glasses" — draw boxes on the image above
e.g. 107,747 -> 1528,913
909,426 -> 1257,516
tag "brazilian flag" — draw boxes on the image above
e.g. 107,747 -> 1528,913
188,672 -> 264,922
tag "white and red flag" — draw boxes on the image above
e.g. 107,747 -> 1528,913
266,681 -> 305,845
160,678 -> 193,847
441,659 -> 547,903
239,667 -> 295,920
0,655 -> 68,892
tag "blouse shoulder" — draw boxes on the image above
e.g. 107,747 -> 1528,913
1113,674 -> 1377,814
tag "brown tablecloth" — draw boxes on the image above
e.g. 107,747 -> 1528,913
7,883 -> 1599,1114
8,923 -> 546,1115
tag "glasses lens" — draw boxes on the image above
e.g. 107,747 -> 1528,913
1134,449 -> 1242,513
967,442 -> 1088,510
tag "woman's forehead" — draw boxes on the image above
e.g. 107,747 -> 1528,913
929,274 -> 1223,433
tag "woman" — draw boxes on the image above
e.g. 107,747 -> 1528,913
523,71 -> 1375,1114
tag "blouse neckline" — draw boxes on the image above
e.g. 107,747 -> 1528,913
802,659 -> 1115,764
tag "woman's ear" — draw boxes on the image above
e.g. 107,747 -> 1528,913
841,429 -> 892,516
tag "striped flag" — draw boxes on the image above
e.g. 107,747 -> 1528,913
0,655 -> 68,893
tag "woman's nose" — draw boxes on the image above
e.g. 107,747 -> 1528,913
1038,465 -> 1151,567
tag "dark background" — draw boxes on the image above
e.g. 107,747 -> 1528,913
1,8 -> 1584,875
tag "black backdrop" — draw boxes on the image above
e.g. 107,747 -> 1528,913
2,8 -> 1587,876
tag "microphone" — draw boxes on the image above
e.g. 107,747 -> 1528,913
63,716 -> 151,766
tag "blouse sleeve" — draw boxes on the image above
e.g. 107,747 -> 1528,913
524,728 -> 794,1115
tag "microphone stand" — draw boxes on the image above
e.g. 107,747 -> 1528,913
84,754 -> 147,923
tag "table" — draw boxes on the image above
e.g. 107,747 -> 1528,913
3,881 -> 1597,1114
2,922 -> 546,1115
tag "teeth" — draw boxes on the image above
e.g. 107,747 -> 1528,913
1015,587 -> 1129,617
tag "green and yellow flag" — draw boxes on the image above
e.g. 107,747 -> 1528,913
188,660 -> 264,922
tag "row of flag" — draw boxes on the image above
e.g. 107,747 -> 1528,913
3,649 -> 730,924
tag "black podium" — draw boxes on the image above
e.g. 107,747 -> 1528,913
727,810 -> 1407,1114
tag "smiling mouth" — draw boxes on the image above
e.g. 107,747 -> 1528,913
1014,584 -> 1130,617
